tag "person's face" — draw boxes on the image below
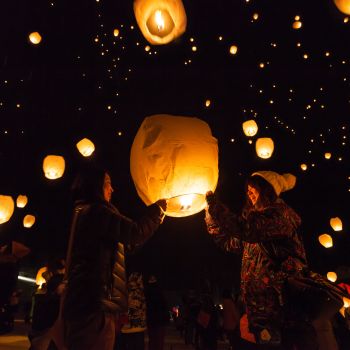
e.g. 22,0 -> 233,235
247,185 -> 259,206
103,173 -> 114,202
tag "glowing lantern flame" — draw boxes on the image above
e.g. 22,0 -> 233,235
35,267 -> 47,289
23,215 -> 36,228
113,29 -> 120,37
229,45 -> 238,55
318,234 -> 333,248
16,195 -> 28,208
29,32 -> 42,44
43,155 -> 65,180
0,195 -> 15,224
155,10 -> 165,31
327,272 -> 337,282
242,120 -> 258,137
76,138 -> 95,157
255,138 -> 274,159
330,217 -> 342,231
300,164 -> 307,171
343,297 -> 350,308
325,152 -> 332,159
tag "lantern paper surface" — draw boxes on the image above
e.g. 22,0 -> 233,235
23,214 -> 36,228
35,267 -> 47,288
242,120 -> 258,137
334,0 -> 350,15
330,217 -> 342,231
16,195 -> 28,208
43,155 -> 65,179
255,137 -> 274,159
130,114 -> 218,217
29,32 -> 42,44
318,233 -> 333,248
76,138 -> 95,157
327,272 -> 337,282
0,195 -> 15,224
134,0 -> 187,45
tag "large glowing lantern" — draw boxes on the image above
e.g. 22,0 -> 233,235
334,0 -> 350,15
35,267 -> 47,289
43,155 -> 65,179
29,32 -> 42,44
0,195 -> 15,224
76,138 -> 95,157
242,120 -> 258,137
327,271 -> 337,282
130,114 -> 218,217
330,217 -> 343,231
16,195 -> 28,208
23,214 -> 36,228
255,138 -> 274,159
318,234 -> 333,248
133,0 -> 187,45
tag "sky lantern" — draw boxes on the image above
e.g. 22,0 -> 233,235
133,0 -> 187,45
229,45 -> 238,55
205,99 -> 211,107
16,195 -> 28,208
43,155 -> 65,180
35,267 -> 47,289
255,137 -> 274,159
76,138 -> 95,157
334,0 -> 350,15
324,152 -> 332,159
330,217 -> 343,231
113,28 -> 120,37
23,214 -> 36,228
0,195 -> 15,224
327,271 -> 337,282
130,114 -> 218,217
343,297 -> 350,308
242,120 -> 258,137
318,233 -> 333,248
29,31 -> 42,44
300,163 -> 307,171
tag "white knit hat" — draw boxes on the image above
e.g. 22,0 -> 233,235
252,171 -> 296,196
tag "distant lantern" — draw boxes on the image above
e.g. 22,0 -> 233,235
43,155 -> 65,180
318,233 -> 333,248
16,195 -> 28,208
300,163 -> 307,171
130,114 -> 218,217
23,215 -> 36,228
292,21 -> 302,29
327,271 -> 337,282
344,297 -> 350,308
205,99 -> 211,107
133,0 -> 187,45
330,217 -> 343,231
334,0 -> 350,15
255,137 -> 274,159
0,195 -> 15,224
113,29 -> 120,37
242,120 -> 258,137
324,152 -> 332,159
35,267 -> 47,289
29,32 -> 42,45
76,138 -> 95,157
229,45 -> 238,55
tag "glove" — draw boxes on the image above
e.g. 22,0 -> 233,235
155,199 -> 167,212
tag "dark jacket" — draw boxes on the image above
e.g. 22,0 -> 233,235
63,200 -> 162,321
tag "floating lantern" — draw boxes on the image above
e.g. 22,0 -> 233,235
29,32 -> 42,45
300,164 -> 307,171
0,195 -> 15,224
330,217 -> 343,231
318,233 -> 333,248
327,272 -> 337,282
16,195 -> 28,208
130,114 -> 218,217
242,120 -> 258,137
229,45 -> 238,55
325,152 -> 332,159
133,0 -> 187,45
344,297 -> 350,308
43,155 -> 65,180
255,137 -> 274,159
76,138 -> 95,157
205,99 -> 211,107
334,0 -> 350,15
292,21 -> 302,29
23,214 -> 36,228
113,29 -> 120,37
35,267 -> 47,289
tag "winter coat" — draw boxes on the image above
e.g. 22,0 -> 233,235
205,198 -> 308,339
63,200 -> 162,321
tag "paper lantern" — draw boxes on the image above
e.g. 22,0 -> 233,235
133,0 -> 187,45
242,120 -> 258,137
113,29 -> 120,37
229,45 -> 238,55
76,138 -> 95,157
330,217 -> 342,231
292,21 -> 302,29
16,195 -> 28,208
300,164 -> 307,171
35,267 -> 47,289
130,114 -> 218,217
334,0 -> 350,15
23,214 -> 36,228
343,297 -> 350,308
43,155 -> 65,179
255,137 -> 274,159
0,195 -> 15,224
318,234 -> 333,248
324,152 -> 332,159
327,272 -> 337,282
29,32 -> 42,44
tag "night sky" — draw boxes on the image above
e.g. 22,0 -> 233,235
1,0 -> 350,290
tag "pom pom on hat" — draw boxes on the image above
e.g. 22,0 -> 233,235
252,171 -> 296,196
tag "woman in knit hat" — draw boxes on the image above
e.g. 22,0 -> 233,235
204,171 -> 318,349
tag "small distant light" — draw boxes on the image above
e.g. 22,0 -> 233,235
259,62 -> 265,68
107,105 -> 112,110
192,46 -> 197,52
230,138 -> 235,142
218,36 -> 223,41
253,13 -> 259,20
344,17 -> 349,23
229,45 -> 238,55
295,15 -> 300,21
117,131 -> 122,136
145,45 -> 151,52
113,29 -> 119,37
325,52 -> 330,57
248,140 -> 253,144
297,42 -> 301,47
303,54 -> 308,59
16,103 -> 21,108
205,100 -> 211,107
190,37 -> 194,42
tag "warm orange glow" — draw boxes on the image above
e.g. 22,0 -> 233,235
0,195 -> 15,224
300,164 -> 307,171
318,234 -> 333,248
330,217 -> 342,231
327,271 -> 337,282
334,0 -> 350,15
16,195 -> 28,208
35,267 -> 47,288
255,138 -> 274,159
76,138 -> 95,157
43,155 -> 65,180
229,45 -> 238,55
29,32 -> 42,44
23,215 -> 36,228
242,120 -> 258,137
113,29 -> 120,37
292,21 -> 302,29
324,152 -> 332,159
